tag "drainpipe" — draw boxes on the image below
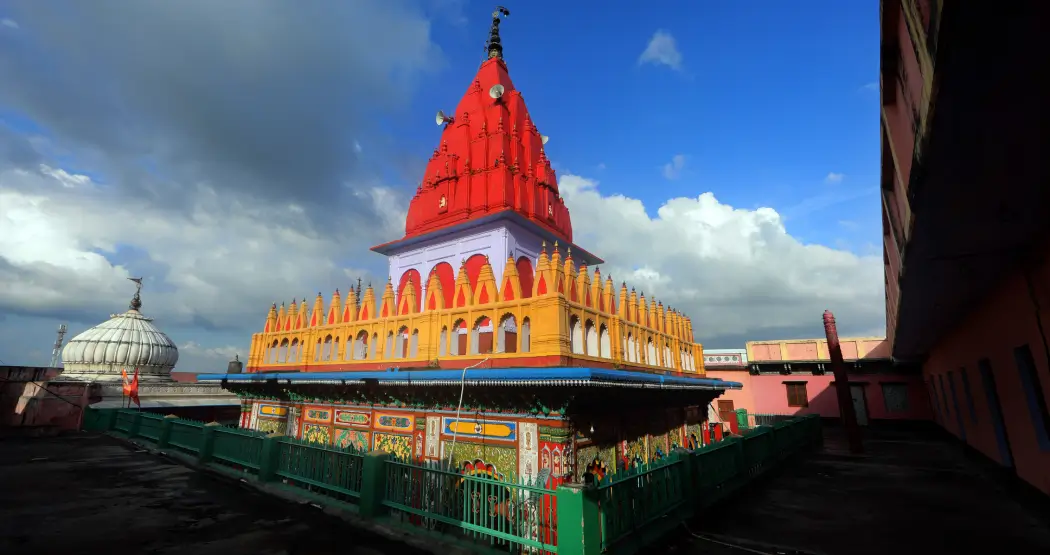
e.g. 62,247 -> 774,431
823,310 -> 864,454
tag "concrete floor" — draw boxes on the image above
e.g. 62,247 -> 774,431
0,433 -> 426,555
4,428 -> 1050,555
673,426 -> 1050,555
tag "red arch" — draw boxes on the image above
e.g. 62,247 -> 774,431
397,269 -> 422,313
464,254 -> 487,290
516,257 -> 534,298
429,262 -> 455,308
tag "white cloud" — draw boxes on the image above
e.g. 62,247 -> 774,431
559,174 -> 885,343
1,18 -> 18,29
662,154 -> 687,180
638,30 -> 683,71
38,164 -> 91,188
825,172 -> 844,184
861,82 -> 878,91
0,166 -> 401,370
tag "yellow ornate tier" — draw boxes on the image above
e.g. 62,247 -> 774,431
248,244 -> 703,374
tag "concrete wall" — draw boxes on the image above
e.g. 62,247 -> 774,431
706,369 -> 931,422
923,257 -> 1050,496
0,366 -> 92,432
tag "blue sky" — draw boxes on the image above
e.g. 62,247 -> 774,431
411,1 -> 881,250
0,1 -> 885,369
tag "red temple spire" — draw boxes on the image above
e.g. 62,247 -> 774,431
397,7 -> 573,245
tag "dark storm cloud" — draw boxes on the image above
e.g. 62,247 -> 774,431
0,0 -> 440,225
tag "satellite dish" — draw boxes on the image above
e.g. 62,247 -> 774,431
489,84 -> 505,100
541,135 -> 549,145
435,110 -> 453,126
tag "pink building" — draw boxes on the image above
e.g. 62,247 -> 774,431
881,2 -> 1050,496
704,338 -> 931,425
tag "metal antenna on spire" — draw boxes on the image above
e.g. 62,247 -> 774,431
49,324 -> 67,368
356,278 -> 363,304
486,6 -> 510,60
128,277 -> 144,311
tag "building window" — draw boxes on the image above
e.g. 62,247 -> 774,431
1013,345 -> 1050,450
785,382 -> 809,408
959,367 -> 978,423
881,383 -> 910,413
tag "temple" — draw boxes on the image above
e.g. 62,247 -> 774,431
199,9 -> 739,487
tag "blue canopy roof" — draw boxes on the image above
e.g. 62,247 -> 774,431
196,367 -> 742,391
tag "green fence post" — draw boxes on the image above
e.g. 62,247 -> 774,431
556,483 -> 601,555
198,422 -> 221,464
257,434 -> 284,482
675,449 -> 698,516
735,408 -> 748,431
359,451 -> 391,519
129,411 -> 143,438
157,415 -> 178,447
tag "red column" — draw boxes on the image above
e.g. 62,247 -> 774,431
823,310 -> 864,454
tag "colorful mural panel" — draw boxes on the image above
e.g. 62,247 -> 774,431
302,423 -> 331,445
576,443 -> 617,480
620,437 -> 647,470
256,418 -> 287,435
304,408 -> 333,423
374,433 -> 412,460
425,416 -> 441,459
259,404 -> 287,417
335,428 -> 369,451
649,432 -> 669,461
442,441 -> 517,482
414,429 -> 425,461
334,410 -> 371,427
518,422 -> 539,485
374,412 -> 415,433
442,417 -> 517,441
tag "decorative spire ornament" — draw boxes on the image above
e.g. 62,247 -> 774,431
485,6 -> 511,60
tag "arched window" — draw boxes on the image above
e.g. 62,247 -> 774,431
451,319 -> 467,356
647,338 -> 657,366
290,339 -> 300,362
353,331 -> 368,360
599,325 -> 611,358
314,339 -> 321,362
520,318 -> 531,353
369,333 -> 378,360
279,339 -> 289,363
472,316 -> 493,355
385,332 -> 394,359
410,329 -> 419,358
396,326 -> 409,358
569,316 -> 583,354
439,326 -> 448,356
323,335 -> 334,361
627,334 -> 636,363
585,320 -> 598,356
269,339 -> 279,364
497,314 -> 518,354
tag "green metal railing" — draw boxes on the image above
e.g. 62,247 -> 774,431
382,459 -> 560,553
597,455 -> 685,549
275,437 -> 365,501
82,408 -> 821,555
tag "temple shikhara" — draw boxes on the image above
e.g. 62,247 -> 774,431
201,9 -> 739,486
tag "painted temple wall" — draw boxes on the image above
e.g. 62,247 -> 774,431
386,220 -> 545,309
242,398 -> 710,484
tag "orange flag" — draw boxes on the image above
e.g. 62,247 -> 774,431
129,368 -> 141,407
121,368 -> 132,397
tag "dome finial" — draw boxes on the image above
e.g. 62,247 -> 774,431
485,6 -> 511,61
127,277 -> 144,311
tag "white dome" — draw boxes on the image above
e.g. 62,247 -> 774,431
60,307 -> 179,382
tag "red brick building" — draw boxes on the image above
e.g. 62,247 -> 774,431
881,1 -> 1050,495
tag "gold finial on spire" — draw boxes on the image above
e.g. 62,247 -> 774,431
541,240 -> 547,252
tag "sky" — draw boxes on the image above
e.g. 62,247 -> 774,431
0,0 -> 884,372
